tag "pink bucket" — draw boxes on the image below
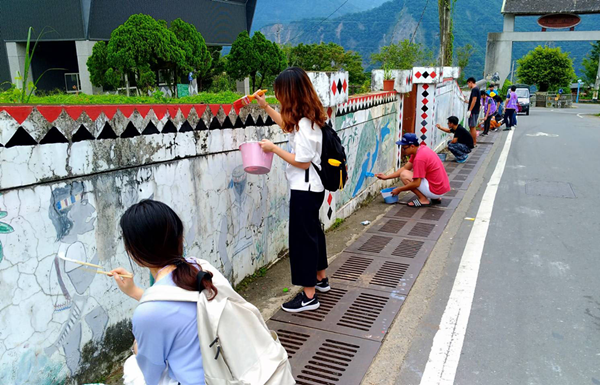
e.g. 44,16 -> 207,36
239,142 -> 274,175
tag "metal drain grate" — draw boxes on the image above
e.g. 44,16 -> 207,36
391,239 -> 425,258
272,283 -> 404,341
453,174 -> 468,181
267,321 -> 381,385
338,292 -> 390,331
408,222 -> 435,237
392,206 -> 418,218
450,181 -> 465,189
328,253 -> 426,294
379,219 -> 408,234
358,235 -> 392,253
458,169 -> 471,175
331,256 -> 372,282
422,209 -> 444,221
385,206 -> 453,226
370,261 -> 409,288
445,189 -> 458,197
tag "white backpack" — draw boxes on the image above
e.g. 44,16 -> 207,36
140,258 -> 295,385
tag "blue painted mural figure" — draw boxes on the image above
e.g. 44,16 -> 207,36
45,182 -> 108,374
218,165 -> 268,281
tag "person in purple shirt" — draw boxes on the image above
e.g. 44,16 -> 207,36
504,85 -> 519,131
480,92 -> 497,136
111,200 -> 219,385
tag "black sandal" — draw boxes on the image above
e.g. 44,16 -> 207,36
407,199 -> 432,207
431,198 -> 442,205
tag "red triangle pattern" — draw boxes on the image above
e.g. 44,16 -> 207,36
135,105 -> 152,118
3,106 -> 33,124
209,104 -> 221,117
36,106 -> 63,122
221,104 -> 233,116
66,106 -> 85,121
102,106 -> 119,120
84,106 -> 104,121
179,105 -> 193,118
119,106 -> 136,119
194,105 -> 207,117
152,105 -> 168,120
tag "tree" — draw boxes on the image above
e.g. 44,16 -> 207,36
226,31 -> 261,91
226,31 -> 287,92
371,40 -> 433,70
455,44 -> 474,84
516,46 -> 576,92
169,18 -> 212,87
107,14 -> 184,93
197,46 -> 226,91
87,41 -> 121,89
285,43 -> 366,86
581,41 -> 600,87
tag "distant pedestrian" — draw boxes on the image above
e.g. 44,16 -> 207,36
504,85 -> 519,130
376,133 -> 451,207
256,67 -> 330,313
487,83 -> 497,97
480,92 -> 497,136
466,77 -> 481,145
436,116 -> 474,163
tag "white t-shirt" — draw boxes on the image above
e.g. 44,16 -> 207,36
286,118 -> 324,192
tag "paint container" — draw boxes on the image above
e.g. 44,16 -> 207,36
239,141 -> 274,175
438,153 -> 447,162
380,188 -> 398,204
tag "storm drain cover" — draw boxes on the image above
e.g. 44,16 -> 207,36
267,321 -> 381,385
385,205 -> 453,225
271,283 -> 405,341
328,253 -> 424,294
347,233 -> 435,264
368,218 -> 445,241
525,181 -> 576,198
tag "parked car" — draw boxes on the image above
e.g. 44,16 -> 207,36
514,86 -> 530,115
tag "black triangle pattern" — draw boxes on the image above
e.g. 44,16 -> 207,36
142,121 -> 160,135
179,121 -> 194,132
39,127 -> 69,144
255,115 -> 265,127
196,119 -> 208,131
221,116 -> 234,129
162,120 -> 177,133
233,116 -> 245,129
265,116 -> 275,126
5,127 -> 37,148
121,122 -> 140,138
245,114 -> 255,127
72,125 -> 95,142
209,117 -> 221,130
97,122 -> 118,140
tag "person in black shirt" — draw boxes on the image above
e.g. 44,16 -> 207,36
467,77 -> 480,146
436,116 -> 474,163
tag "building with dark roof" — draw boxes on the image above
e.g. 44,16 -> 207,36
502,0 -> 600,15
0,0 -> 257,94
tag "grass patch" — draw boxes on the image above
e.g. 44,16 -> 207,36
0,89 -> 279,105
235,267 -> 269,292
327,217 -> 345,232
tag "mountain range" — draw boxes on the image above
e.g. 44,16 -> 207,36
253,0 -> 600,79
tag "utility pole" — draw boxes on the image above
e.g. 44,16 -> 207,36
593,56 -> 600,101
438,0 -> 453,66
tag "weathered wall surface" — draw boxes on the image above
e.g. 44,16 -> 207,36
0,72 -> 401,383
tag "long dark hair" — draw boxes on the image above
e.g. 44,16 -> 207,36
274,67 -> 327,133
120,199 -> 217,299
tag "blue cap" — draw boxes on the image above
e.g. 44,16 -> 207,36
396,133 -> 419,146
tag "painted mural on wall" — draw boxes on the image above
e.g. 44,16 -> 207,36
0,150 -> 290,383
334,101 -> 398,210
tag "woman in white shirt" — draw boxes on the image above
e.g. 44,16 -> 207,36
257,67 -> 330,313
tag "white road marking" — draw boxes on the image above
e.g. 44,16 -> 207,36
577,113 -> 584,119
526,132 -> 558,137
419,129 -> 514,385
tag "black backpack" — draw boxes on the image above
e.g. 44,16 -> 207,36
306,121 -> 348,192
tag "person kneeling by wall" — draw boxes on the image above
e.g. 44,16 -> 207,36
376,133 -> 451,207
436,116 -> 474,163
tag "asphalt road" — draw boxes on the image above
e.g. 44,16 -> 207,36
394,104 -> 600,385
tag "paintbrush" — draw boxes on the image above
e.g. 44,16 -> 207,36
233,89 -> 268,113
58,255 -> 133,278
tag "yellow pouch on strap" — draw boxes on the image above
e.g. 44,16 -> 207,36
328,159 -> 342,167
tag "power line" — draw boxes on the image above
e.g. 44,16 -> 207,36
288,0 -> 352,44
411,0 -> 430,43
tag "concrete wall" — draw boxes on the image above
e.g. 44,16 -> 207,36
0,73 -> 400,383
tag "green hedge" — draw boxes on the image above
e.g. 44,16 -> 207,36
0,90 -> 278,105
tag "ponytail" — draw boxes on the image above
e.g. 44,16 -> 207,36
172,259 -> 218,300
